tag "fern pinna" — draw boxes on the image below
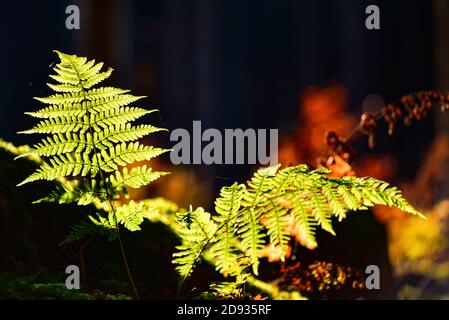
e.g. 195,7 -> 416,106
173,164 -> 423,293
16,51 -> 169,298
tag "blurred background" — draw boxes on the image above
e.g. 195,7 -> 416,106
1,0 -> 449,299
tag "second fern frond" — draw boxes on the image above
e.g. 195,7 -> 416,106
173,164 -> 423,284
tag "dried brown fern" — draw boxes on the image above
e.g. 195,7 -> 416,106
322,90 -> 449,168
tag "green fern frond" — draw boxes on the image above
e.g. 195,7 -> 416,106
34,88 -> 129,105
97,142 -> 167,172
88,201 -> 158,232
25,104 -> 88,119
18,124 -> 166,160
33,179 -> 112,205
262,166 -> 295,260
60,221 -> 117,246
210,183 -> 245,276
25,95 -> 145,119
114,201 -> 158,231
17,154 -> 96,186
89,212 -> 117,230
110,165 -> 169,190
19,116 -> 87,134
239,165 -> 278,275
89,107 -> 155,131
203,274 -> 249,299
92,124 -> 165,146
17,51 -> 169,234
47,82 -> 83,93
89,95 -> 146,113
173,164 -> 423,283
173,207 -> 218,279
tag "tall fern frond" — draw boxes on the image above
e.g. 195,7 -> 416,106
17,51 -> 169,235
14,51 -> 170,300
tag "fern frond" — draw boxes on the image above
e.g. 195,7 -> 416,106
89,95 -> 146,113
20,108 -> 156,135
204,274 -> 249,299
19,116 -> 88,134
114,201 -> 158,231
83,87 -> 130,101
309,188 -> 335,235
25,103 -> 87,119
89,212 -> 117,230
173,164 -> 423,283
98,142 -> 167,172
18,135 -> 76,158
21,124 -> 166,159
262,167 -> 295,260
60,221 -> 117,246
17,51 -> 169,220
52,50 -> 112,89
25,95 -> 143,119
47,82 -> 83,93
210,183 -> 245,276
290,201 -> 318,249
239,166 -> 278,275
89,107 -> 155,131
109,165 -> 169,190
34,88 -> 129,105
173,208 -> 218,279
33,179 -> 111,206
17,153 -> 96,186
92,124 -> 165,146
82,69 -> 113,89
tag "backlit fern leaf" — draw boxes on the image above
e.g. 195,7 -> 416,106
210,183 -> 245,276
114,201 -> 158,231
98,142 -> 166,172
173,208 -> 217,279
33,179 -> 112,206
110,165 -> 169,190
88,201 -> 158,232
17,50 -> 169,235
239,166 -> 278,275
34,88 -> 129,105
173,164 -> 423,284
263,167 -> 295,260
93,124 -> 165,145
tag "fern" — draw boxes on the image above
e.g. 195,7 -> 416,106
61,221 -> 117,246
173,207 -> 217,279
16,51 -> 170,299
210,183 -> 245,276
173,164 -> 423,289
17,51 -> 169,233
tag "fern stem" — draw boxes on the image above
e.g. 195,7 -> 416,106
91,125 -> 141,300
68,56 -> 140,300
116,224 -> 140,300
